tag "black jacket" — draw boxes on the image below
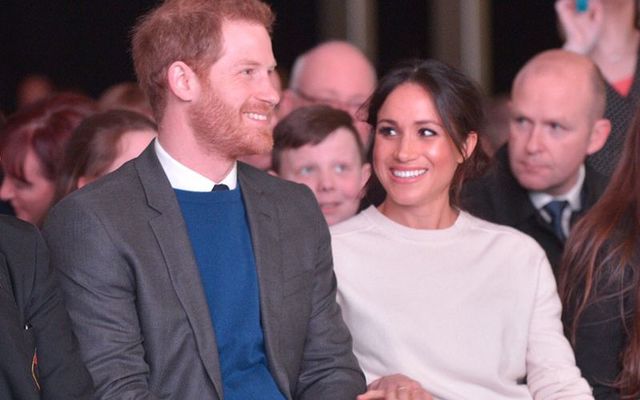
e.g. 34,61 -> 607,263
461,146 -> 608,272
0,216 -> 93,399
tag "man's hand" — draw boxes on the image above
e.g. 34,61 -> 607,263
357,374 -> 433,400
555,0 -> 604,54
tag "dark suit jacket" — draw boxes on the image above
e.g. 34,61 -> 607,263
43,144 -> 365,399
461,146 -> 608,271
0,216 -> 93,400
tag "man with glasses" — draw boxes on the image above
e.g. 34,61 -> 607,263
280,41 -> 377,147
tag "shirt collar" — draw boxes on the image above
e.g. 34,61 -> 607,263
529,164 -> 585,212
154,140 -> 238,191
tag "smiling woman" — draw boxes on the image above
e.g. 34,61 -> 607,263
330,59 -> 594,400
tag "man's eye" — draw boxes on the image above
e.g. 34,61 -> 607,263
334,164 -> 350,173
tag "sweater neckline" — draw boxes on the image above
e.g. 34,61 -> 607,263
362,205 -> 470,242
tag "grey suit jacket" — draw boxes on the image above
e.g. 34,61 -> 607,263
43,144 -> 365,400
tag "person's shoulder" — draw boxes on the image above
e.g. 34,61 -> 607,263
0,215 -> 40,251
239,162 -> 316,202
584,163 -> 610,194
461,211 -> 545,251
0,214 -> 37,236
56,161 -> 142,211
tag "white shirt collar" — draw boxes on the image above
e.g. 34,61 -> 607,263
529,164 -> 585,212
154,140 -> 238,192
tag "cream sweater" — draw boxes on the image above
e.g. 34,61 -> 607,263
331,207 -> 592,400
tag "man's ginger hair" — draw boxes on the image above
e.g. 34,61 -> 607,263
131,0 -> 274,121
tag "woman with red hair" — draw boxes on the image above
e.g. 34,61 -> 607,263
0,93 -> 96,226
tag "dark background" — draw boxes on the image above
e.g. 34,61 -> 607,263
0,1 -> 561,113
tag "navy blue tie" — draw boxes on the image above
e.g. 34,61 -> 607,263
211,184 -> 229,192
543,200 -> 569,242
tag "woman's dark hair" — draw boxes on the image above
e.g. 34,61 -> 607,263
271,104 -> 365,173
363,58 -> 489,207
559,108 -> 640,399
55,109 -> 156,201
0,93 -> 97,183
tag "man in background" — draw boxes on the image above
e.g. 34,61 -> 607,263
463,50 -> 610,270
279,40 -> 377,146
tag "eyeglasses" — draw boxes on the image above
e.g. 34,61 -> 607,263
291,87 -> 366,114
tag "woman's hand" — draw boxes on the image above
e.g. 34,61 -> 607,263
555,0 -> 604,55
357,374 -> 433,400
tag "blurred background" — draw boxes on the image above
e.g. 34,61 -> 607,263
0,0 -> 561,113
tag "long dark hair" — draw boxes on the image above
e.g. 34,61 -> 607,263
363,59 -> 489,207
559,108 -> 640,398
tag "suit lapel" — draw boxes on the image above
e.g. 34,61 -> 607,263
238,164 -> 290,395
135,145 -> 224,399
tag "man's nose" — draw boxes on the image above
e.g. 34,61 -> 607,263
259,74 -> 280,106
525,127 -> 543,153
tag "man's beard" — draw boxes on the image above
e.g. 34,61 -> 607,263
189,87 -> 273,159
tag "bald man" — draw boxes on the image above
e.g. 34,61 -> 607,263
280,41 -> 376,145
462,50 -> 611,270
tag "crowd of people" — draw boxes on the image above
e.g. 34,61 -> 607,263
1,0 -> 639,399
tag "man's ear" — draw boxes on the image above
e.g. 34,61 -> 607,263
166,61 -> 200,102
586,118 -> 612,155
459,131 -> 478,163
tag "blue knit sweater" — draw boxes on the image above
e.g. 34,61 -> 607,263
176,188 -> 284,400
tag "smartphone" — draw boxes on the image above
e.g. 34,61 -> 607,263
576,0 -> 589,12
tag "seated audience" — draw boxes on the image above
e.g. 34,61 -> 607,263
556,0 -> 640,177
0,93 -> 96,226
0,215 -> 93,399
560,108 -> 640,399
331,59 -> 593,399
98,82 -> 154,120
16,75 -> 55,110
462,50 -> 611,270
271,105 -> 370,225
55,109 -> 156,200
279,40 -> 377,145
0,111 -> 12,216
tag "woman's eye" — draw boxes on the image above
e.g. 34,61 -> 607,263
377,126 -> 396,136
334,164 -> 349,173
419,128 -> 437,137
